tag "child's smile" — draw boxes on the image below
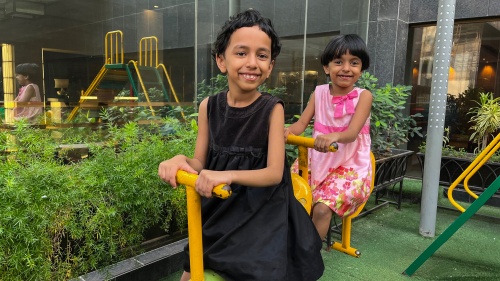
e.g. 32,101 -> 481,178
240,73 -> 260,81
324,51 -> 362,93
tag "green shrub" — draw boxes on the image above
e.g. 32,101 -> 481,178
356,72 -> 423,156
0,119 -> 196,280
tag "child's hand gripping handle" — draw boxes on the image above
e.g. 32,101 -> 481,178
175,170 -> 232,199
286,134 -> 338,151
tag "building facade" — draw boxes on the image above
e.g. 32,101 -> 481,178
1,0 -> 499,156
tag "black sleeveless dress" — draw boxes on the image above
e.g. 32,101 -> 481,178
183,91 -> 324,281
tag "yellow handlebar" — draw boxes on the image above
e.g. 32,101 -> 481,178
286,134 -> 338,152
175,170 -> 232,199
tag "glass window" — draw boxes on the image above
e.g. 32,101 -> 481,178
0,0 -> 369,127
409,21 -> 500,153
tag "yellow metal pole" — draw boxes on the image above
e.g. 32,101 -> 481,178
129,60 -> 155,116
286,134 -> 337,152
462,141 -> 500,199
158,63 -> 186,120
185,185 -> 204,281
298,145 -> 309,182
175,171 -> 231,281
447,132 -> 500,212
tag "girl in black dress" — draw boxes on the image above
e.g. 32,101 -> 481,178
158,9 -> 324,281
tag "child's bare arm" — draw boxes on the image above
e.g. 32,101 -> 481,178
285,92 -> 315,137
192,98 -> 210,171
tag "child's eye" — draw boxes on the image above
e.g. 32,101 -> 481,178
333,60 -> 342,65
351,60 -> 360,66
236,52 -> 246,57
257,53 -> 269,60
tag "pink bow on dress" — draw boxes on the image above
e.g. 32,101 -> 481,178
331,91 -> 358,118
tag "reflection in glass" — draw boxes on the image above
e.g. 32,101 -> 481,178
409,21 -> 500,153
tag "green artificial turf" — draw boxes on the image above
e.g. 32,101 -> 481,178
323,178 -> 500,281
161,178 -> 500,281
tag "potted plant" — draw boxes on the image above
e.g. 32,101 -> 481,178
356,72 -> 423,209
469,92 -> 500,151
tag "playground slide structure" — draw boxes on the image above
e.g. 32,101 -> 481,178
67,30 -> 185,122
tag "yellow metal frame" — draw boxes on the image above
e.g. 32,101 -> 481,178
127,59 -> 155,115
68,31 -> 188,122
286,134 -> 376,258
68,30 -> 123,121
447,132 -> 500,212
2,43 -> 15,123
139,36 -> 186,120
105,30 -> 124,64
67,62 -> 110,121
139,36 -> 158,67
175,171 -> 231,281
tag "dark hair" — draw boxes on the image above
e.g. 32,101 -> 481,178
211,9 -> 281,62
15,63 -> 41,84
320,34 -> 370,71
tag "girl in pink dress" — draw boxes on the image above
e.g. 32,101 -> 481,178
284,34 -> 373,240
14,63 -> 43,123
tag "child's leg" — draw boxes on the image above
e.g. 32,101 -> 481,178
180,271 -> 190,281
312,202 -> 333,240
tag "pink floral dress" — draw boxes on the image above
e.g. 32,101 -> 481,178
292,84 -> 372,217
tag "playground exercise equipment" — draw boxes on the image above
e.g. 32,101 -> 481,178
403,132 -> 500,276
287,134 -> 376,257
175,135 -> 377,281
67,30 -> 185,121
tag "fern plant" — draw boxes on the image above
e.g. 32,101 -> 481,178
469,92 -> 500,151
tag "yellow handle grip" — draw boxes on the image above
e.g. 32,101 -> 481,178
175,170 -> 232,199
286,134 -> 338,152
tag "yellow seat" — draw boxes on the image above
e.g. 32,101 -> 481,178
291,173 -> 313,215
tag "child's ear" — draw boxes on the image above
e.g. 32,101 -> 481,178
216,54 -> 227,74
267,60 -> 275,78
323,65 -> 329,75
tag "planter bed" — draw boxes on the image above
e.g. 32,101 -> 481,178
73,239 -> 186,281
416,152 -> 500,207
372,149 -> 415,210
